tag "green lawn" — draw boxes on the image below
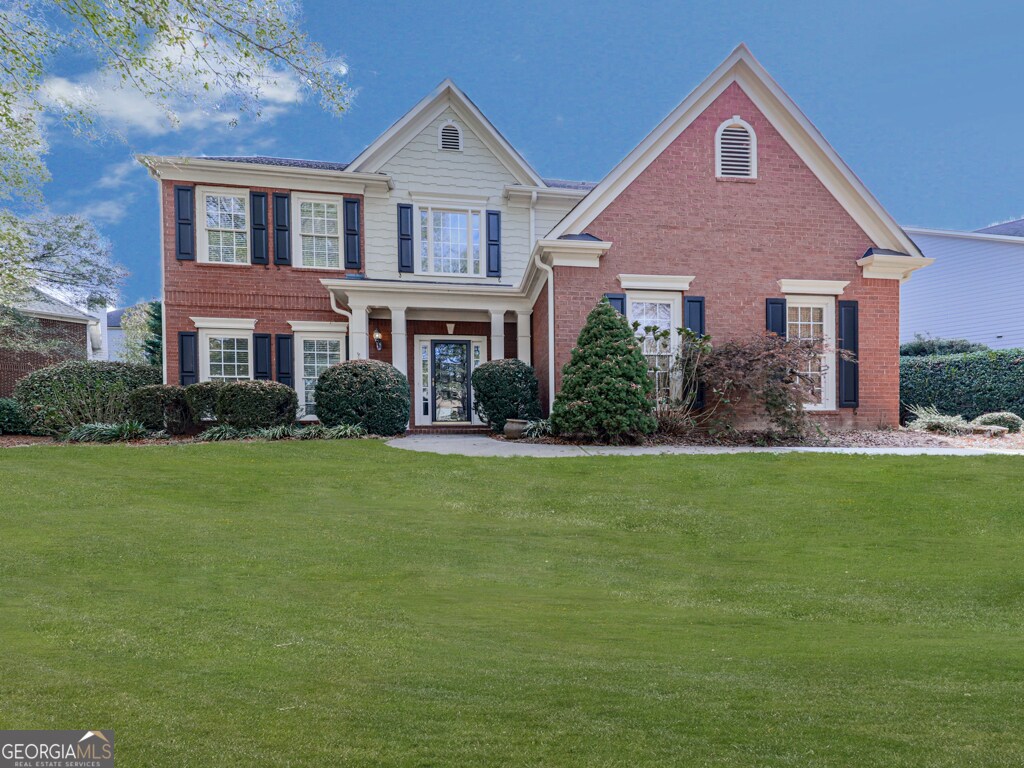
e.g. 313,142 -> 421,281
1,442 -> 1023,766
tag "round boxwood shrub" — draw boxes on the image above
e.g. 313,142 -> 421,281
13,361 -> 160,435
471,358 -> 541,433
215,380 -> 298,430
129,385 -> 193,434
900,349 -> 1024,422
314,359 -> 410,436
550,298 -> 656,443
0,397 -> 31,435
184,381 -> 227,422
972,411 -> 1024,433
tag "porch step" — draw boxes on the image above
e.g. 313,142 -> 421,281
406,425 -> 491,435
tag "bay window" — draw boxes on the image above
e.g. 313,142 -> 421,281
418,206 -> 482,275
198,187 -> 248,264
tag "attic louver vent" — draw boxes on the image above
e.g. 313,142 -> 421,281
716,117 -> 756,178
439,122 -> 462,151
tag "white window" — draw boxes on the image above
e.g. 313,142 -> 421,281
298,338 -> 343,416
198,187 -> 249,264
715,116 -> 757,179
438,121 -> 463,151
785,295 -> 836,410
627,292 -> 682,403
192,318 -> 257,383
292,195 -> 342,270
417,206 -> 482,275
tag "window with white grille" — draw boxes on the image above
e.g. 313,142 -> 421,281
715,116 -> 756,179
438,122 -> 463,151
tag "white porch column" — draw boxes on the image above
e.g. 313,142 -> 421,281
390,306 -> 407,375
516,310 -> 532,365
490,310 -> 506,360
349,303 -> 370,360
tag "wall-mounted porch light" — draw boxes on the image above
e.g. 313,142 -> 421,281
372,327 -> 384,351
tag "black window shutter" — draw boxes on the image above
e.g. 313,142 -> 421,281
838,300 -> 859,408
684,296 -> 707,409
397,203 -> 414,273
486,210 -> 501,277
273,193 -> 291,265
604,293 -> 627,315
253,333 -> 271,380
174,186 -> 195,261
250,192 -> 268,265
766,298 -> 787,336
684,296 -> 706,334
179,332 -> 198,385
275,334 -> 294,387
344,198 -> 361,270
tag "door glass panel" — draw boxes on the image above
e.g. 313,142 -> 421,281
433,342 -> 470,422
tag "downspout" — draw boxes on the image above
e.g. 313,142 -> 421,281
533,250 -> 556,412
328,291 -> 353,321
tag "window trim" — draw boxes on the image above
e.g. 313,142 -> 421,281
784,294 -> 836,411
625,291 -> 683,350
715,116 -> 757,179
291,192 -> 344,271
293,329 -> 348,420
195,185 -> 251,265
413,202 -> 485,277
438,120 -> 463,151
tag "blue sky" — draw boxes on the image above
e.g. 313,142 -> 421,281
40,0 -> 1024,304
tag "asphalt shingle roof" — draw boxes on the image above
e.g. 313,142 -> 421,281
16,288 -> 92,321
977,217 -> 1024,237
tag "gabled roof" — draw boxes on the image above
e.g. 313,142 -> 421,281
347,79 -> 546,187
548,44 -> 923,258
16,288 -> 93,323
977,217 -> 1024,238
200,155 -> 350,172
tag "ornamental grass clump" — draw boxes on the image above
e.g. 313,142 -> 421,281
550,298 -> 656,443
65,420 -> 150,443
906,405 -> 971,435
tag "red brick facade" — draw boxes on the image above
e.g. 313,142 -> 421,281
547,83 -> 900,428
0,318 -> 87,397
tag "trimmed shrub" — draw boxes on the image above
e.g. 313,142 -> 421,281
471,358 -> 541,433
314,359 -> 410,436
550,299 -> 656,443
215,380 -> 298,430
65,420 -> 150,443
184,381 -> 226,422
13,361 -> 160,435
129,385 -> 193,434
900,349 -> 1024,421
0,397 -> 31,435
899,336 -> 989,357
973,411 -> 1024,433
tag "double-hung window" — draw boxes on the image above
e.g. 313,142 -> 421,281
626,292 -> 682,403
294,195 -> 342,269
299,338 -> 343,416
785,295 -> 836,410
198,187 -> 248,264
418,206 -> 482,275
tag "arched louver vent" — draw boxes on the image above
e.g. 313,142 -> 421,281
716,117 -> 756,178
439,122 -> 463,151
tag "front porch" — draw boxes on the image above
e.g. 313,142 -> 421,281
322,278 -> 534,430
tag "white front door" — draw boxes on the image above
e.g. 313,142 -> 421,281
414,335 -> 487,426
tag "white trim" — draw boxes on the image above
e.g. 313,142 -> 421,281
533,238 -> 612,269
291,192 -> 344,271
190,316 -> 257,330
139,156 -> 393,197
288,320 -> 349,333
197,328 -> 254,383
777,279 -> 849,296
618,274 -> 696,291
715,115 -> 757,179
785,294 -> 836,411
437,120 -> 463,151
195,185 -> 250,265
904,226 -> 1024,247
625,290 -> 683,340
548,44 -> 923,259
293,331 -> 348,421
347,79 -> 546,186
857,253 -> 934,281
19,310 -> 92,325
413,334 -> 488,426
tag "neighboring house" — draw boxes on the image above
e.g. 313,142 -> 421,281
902,223 -> 1024,349
105,307 -> 128,361
1,288 -> 95,396
141,44 -> 930,429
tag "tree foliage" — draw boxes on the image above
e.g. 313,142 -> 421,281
120,301 -> 162,365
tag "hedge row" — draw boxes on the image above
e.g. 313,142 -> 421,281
900,349 -> 1024,421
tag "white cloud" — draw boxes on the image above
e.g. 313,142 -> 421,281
95,158 -> 145,189
84,198 -> 131,225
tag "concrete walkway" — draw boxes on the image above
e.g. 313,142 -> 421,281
388,434 -> 1024,458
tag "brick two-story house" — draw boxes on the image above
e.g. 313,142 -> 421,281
142,45 -> 930,430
